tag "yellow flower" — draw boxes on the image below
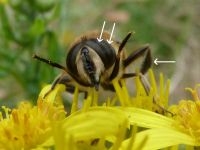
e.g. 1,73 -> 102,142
0,84 -> 66,150
1,69 -> 199,149
119,107 -> 198,149
50,70 -> 194,149
169,85 -> 200,144
112,69 -> 170,114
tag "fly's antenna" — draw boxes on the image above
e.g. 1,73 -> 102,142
32,54 -> 67,72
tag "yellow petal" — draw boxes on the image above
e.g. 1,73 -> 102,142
121,128 -> 199,150
39,84 -> 65,105
53,107 -> 129,150
120,107 -> 175,129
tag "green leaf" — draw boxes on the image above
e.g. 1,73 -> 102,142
29,18 -> 45,38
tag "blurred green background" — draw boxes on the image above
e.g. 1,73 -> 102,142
0,0 -> 199,107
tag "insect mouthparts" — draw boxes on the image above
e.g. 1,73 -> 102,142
94,82 -> 99,91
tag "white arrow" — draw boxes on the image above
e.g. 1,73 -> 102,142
107,22 -> 115,44
97,21 -> 106,42
154,58 -> 176,65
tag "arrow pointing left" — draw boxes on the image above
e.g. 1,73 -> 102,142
154,58 -> 176,65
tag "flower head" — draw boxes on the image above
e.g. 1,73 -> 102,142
0,84 -> 66,149
169,85 -> 200,143
1,69 -> 200,149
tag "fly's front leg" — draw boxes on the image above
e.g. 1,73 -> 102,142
43,73 -> 74,98
123,46 -> 152,74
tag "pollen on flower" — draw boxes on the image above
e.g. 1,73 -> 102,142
0,84 -> 66,149
169,85 -> 200,142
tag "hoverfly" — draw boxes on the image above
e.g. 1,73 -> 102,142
33,31 -> 151,95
